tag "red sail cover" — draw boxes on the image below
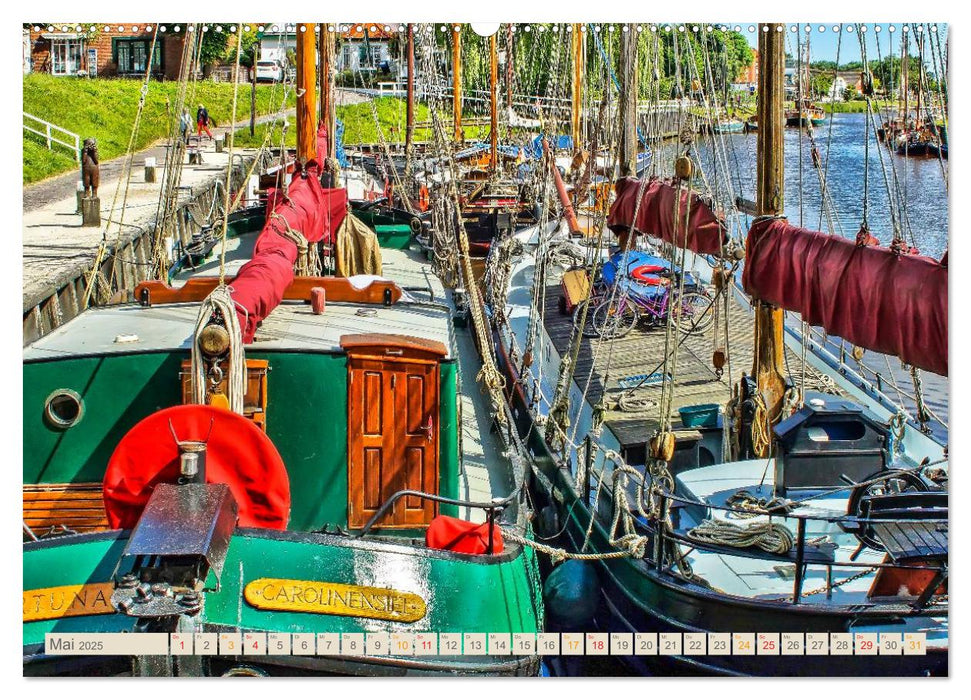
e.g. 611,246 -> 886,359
608,176 -> 728,256
231,162 -> 347,342
742,218 -> 948,377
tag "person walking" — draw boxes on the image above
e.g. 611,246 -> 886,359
196,104 -> 214,140
180,109 -> 192,144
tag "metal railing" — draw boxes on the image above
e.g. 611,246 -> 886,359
23,112 -> 81,162
354,485 -> 523,555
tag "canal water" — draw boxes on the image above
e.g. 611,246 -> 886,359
678,112 -> 949,257
661,112 -> 949,440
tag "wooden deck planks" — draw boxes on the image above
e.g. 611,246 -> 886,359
541,275 -> 844,449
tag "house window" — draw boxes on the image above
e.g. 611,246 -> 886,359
113,38 -> 162,74
51,38 -> 83,76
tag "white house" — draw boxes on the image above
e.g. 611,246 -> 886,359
258,23 -> 400,75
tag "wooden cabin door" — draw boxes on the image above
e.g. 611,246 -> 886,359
344,335 -> 446,530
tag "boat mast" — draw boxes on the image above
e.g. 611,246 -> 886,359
453,27 -> 462,143
572,23 -> 585,154
618,23 -> 638,177
296,23 -> 318,165
318,23 -> 335,159
406,23 -> 415,168
490,31 -> 499,173
750,22 -> 788,437
506,24 -> 514,111
902,37 -> 909,124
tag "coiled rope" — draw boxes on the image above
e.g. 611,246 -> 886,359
686,518 -> 795,556
191,285 -> 246,415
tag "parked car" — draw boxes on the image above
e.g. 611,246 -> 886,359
255,60 -> 285,83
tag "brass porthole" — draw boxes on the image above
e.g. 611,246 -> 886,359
44,389 -> 84,429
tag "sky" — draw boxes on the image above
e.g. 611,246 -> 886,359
736,22 -> 947,66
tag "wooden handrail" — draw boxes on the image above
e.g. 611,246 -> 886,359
135,276 -> 403,307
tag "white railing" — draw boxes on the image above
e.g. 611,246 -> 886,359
23,112 -> 81,162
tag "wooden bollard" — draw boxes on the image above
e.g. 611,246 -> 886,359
81,196 -> 101,227
144,156 -> 157,183
214,135 -> 224,153
188,148 -> 202,165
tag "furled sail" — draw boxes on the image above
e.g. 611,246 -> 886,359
742,218 -> 948,377
231,162 -> 347,343
607,176 -> 728,256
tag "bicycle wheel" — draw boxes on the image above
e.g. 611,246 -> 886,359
572,295 -> 601,338
677,292 -> 716,335
592,298 -> 639,339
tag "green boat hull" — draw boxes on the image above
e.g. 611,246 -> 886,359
24,528 -> 542,676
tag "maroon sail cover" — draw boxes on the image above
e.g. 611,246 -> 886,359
742,218 -> 948,377
231,162 -> 347,342
608,176 -> 728,256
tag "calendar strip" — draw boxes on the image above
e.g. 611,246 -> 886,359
44,632 -> 927,656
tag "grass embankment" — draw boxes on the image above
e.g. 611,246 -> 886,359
821,100 -> 894,114
232,97 -> 489,149
23,73 -> 295,184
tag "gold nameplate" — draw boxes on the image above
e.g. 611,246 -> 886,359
23,583 -> 115,622
244,578 -> 427,623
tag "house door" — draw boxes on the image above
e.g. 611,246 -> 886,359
344,334 -> 446,530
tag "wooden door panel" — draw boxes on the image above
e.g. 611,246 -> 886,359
362,447 -> 384,511
348,358 -> 395,528
362,370 -> 384,436
347,352 -> 439,530
395,363 -> 438,526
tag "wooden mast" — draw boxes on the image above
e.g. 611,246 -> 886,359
318,23 -> 335,159
406,23 -> 415,164
453,26 -> 462,143
506,24 -> 514,111
618,23 -> 637,177
296,23 -> 318,165
572,23 -> 585,154
902,37 -> 909,125
490,31 -> 499,173
749,22 -> 788,443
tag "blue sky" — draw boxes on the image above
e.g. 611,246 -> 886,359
737,23 -> 947,65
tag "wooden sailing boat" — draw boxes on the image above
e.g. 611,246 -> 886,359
23,23 -> 543,677
488,22 -> 947,676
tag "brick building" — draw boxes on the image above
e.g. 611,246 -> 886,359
27,24 -> 187,80
737,49 -> 758,86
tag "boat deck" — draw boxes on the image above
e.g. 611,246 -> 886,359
540,267 -> 845,452
380,246 -> 511,523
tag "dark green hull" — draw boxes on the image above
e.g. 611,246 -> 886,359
493,332 -> 946,677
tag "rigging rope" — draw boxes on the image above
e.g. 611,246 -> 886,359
191,285 -> 246,414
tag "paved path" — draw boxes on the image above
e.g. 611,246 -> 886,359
21,89 -> 373,309
23,89 -> 369,211
22,110 -> 293,213
22,137 -> 260,309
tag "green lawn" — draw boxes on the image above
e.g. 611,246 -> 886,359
821,100 -> 894,114
232,97 -> 489,150
23,74 -> 295,184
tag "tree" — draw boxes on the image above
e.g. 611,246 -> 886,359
811,72 -> 834,98
843,86 -> 858,102
811,60 -> 838,72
